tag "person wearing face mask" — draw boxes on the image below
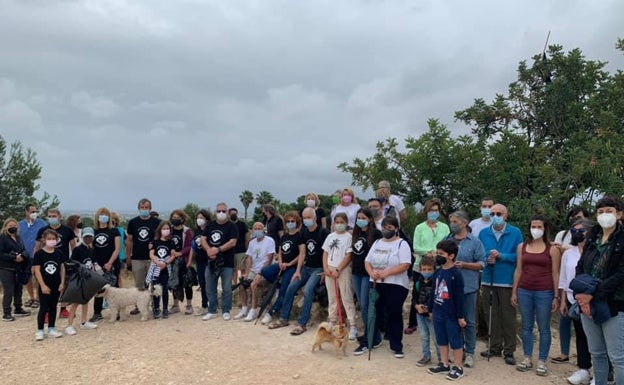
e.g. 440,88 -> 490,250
445,211 -> 486,368
378,180 -> 407,225
0,218 -> 32,321
367,198 -> 384,231
126,198 -> 161,302
200,202 -> 239,321
239,223 -> 275,322
188,210 -> 211,315
576,196 -> 624,385
510,215 -> 561,376
302,192 -> 327,229
65,215 -> 83,245
330,188 -> 361,230
478,203 -> 523,365
18,203 -> 48,308
553,206 -> 589,250
410,255 -> 440,365
228,208 -> 249,288
413,199 -> 450,272
262,204 -> 284,253
168,210 -> 194,315
365,216 -> 412,358
89,207 -> 121,322
468,198 -> 495,237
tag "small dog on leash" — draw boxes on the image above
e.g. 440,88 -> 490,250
312,322 -> 348,357
97,284 -> 162,322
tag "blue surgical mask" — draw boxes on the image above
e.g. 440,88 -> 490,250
427,211 -> 440,222
356,219 -> 369,229
99,215 -> 109,223
286,222 -> 297,230
421,272 -> 434,279
335,224 -> 347,232
491,215 -> 505,227
140,209 -> 150,217
48,217 -> 59,226
253,230 -> 264,239
481,208 -> 491,218
303,219 -> 314,228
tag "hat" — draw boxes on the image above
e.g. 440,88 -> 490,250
82,227 -> 95,238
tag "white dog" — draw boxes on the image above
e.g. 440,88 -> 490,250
98,284 -> 162,322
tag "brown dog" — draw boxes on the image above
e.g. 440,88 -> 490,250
312,322 -> 348,357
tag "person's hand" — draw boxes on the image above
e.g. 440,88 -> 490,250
157,261 -> 166,270
511,293 -> 518,307
41,285 -> 51,295
581,303 -> 591,318
552,297 -> 560,312
559,302 -> 568,316
454,261 -> 464,269
487,250 -> 500,265
207,247 -> 219,258
15,254 -> 24,263
59,283 -> 65,292
171,250 -> 180,258
279,262 -> 287,271
458,318 -> 467,328
292,271 -> 301,282
415,304 -> 427,314
104,262 -> 113,272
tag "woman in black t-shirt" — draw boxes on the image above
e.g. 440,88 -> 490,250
189,210 -> 211,314
90,208 -> 121,322
263,204 -> 284,253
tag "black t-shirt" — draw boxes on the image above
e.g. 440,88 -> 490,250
152,239 -> 174,262
233,220 -> 249,253
93,227 -> 120,266
350,229 -> 382,276
33,248 -> 64,288
192,232 -> 208,264
279,231 -> 305,264
36,225 -> 76,261
303,226 -> 330,269
265,216 -> 284,252
172,228 -> 184,252
202,221 -> 239,268
71,244 -> 95,268
316,207 -> 327,228
127,216 -> 161,260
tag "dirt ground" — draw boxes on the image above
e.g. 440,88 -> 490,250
1,275 -> 580,385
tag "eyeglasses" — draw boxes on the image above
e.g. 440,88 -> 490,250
570,228 -> 586,234
489,212 -> 504,217
286,220 -> 296,224
216,210 -> 227,213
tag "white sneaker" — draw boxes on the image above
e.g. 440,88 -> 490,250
48,329 -> 63,338
464,354 -> 475,368
567,369 -> 591,385
202,312 -> 217,321
222,312 -> 231,321
261,313 -> 272,325
35,330 -> 44,341
244,308 -> 257,322
349,326 -> 358,340
65,326 -> 77,336
589,379 -> 595,385
80,321 -> 98,330
234,308 -> 248,320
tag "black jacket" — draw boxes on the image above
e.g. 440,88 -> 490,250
0,234 -> 29,271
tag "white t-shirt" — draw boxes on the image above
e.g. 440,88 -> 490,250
365,238 -> 412,289
468,217 -> 491,237
322,231 -> 352,268
389,194 -> 405,212
558,245 -> 581,304
331,203 -> 361,228
554,229 -> 572,247
246,236 -> 276,274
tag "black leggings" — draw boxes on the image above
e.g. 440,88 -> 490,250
173,263 -> 192,302
94,265 -> 120,315
38,288 -> 60,330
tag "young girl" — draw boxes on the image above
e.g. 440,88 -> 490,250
148,221 -> 179,319
33,229 -> 66,340
322,212 -> 357,340
90,207 -> 121,322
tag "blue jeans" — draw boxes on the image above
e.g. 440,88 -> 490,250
205,266 -> 233,314
352,274 -> 370,330
517,288 -> 553,361
260,263 -> 296,315
582,312 -> 624,385
417,313 -> 440,361
559,311 -> 573,356
463,291 -> 477,355
196,260 -> 208,309
279,266 -> 322,324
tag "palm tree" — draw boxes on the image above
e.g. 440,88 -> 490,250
239,190 -> 254,220
255,190 -> 274,207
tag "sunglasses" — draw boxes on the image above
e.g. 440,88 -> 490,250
570,228 -> 586,234
286,220 -> 296,224
216,210 -> 227,213
489,212 -> 504,217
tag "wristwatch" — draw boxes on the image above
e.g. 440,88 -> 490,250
217,246 -> 222,253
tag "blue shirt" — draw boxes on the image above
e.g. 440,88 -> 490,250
18,218 -> 47,258
479,223 -> 523,288
446,233 -> 485,294
429,266 -> 464,321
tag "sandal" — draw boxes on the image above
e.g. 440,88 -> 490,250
30,300 -> 40,308
268,319 -> 289,329
551,355 -> 569,363
290,325 -> 307,335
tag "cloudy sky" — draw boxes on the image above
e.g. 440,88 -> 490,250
1,0 -> 621,214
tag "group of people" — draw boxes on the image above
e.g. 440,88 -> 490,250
1,184 -> 623,385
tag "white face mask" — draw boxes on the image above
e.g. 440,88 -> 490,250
530,228 -> 544,240
216,212 -> 227,221
306,199 -> 316,208
597,213 -> 617,229
196,218 -> 206,227
29,212 -> 38,221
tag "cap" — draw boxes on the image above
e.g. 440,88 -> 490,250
82,227 -> 95,238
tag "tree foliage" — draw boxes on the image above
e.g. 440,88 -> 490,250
0,136 -> 59,221
339,41 -> 624,230
238,190 -> 254,220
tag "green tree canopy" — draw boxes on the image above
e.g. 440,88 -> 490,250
239,190 -> 254,220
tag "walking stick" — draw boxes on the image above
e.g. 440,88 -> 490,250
487,263 -> 494,362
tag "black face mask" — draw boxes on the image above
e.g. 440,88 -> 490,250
76,222 -> 84,229
571,232 -> 586,244
171,219 -> 183,227
435,255 -> 447,266
381,229 -> 396,239
7,227 -> 17,234
230,214 -> 238,222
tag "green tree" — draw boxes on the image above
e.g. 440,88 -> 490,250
0,136 -> 59,221
239,190 -> 254,220
255,191 -> 274,206
182,202 -> 200,227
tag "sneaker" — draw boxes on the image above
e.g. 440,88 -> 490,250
80,322 -> 98,330
202,312 -> 218,321
14,308 -> 31,317
349,326 -> 358,341
222,312 -> 231,321
504,354 -> 516,365
260,313 -> 272,325
353,345 -> 368,356
234,308 -> 248,320
197,307 -> 208,316
2,314 -> 15,322
169,305 -> 180,314
35,330 -> 44,341
373,340 -> 383,349
394,351 -> 404,359
516,357 -> 532,372
48,328 -> 63,338
464,354 -> 474,368
184,305 -> 193,315
480,349 -> 502,358
416,357 -> 432,367
153,309 -> 161,319
88,313 -> 103,323
428,362 -> 451,375
567,369 -> 591,385
244,308 -> 257,322
536,360 -> 548,376
446,366 -> 464,381
59,308 -> 70,318
65,326 -> 77,336
162,310 -> 169,319
590,379 -> 595,385
129,307 -> 140,315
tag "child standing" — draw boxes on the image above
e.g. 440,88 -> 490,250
427,240 -> 466,381
147,222 -> 179,319
33,229 -> 66,340
413,255 -> 441,366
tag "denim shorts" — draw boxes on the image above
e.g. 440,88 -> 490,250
433,317 -> 463,350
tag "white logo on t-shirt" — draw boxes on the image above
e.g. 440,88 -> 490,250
95,234 -> 108,246
138,227 -> 150,241
282,242 -> 292,253
157,248 -> 168,259
211,232 -> 222,243
307,241 -> 315,253
45,262 -> 57,275
353,239 -> 364,253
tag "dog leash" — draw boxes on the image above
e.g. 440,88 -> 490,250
333,276 -> 344,325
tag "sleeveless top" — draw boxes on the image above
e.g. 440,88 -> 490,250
518,243 -> 553,291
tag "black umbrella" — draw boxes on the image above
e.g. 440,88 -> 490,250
254,270 -> 283,325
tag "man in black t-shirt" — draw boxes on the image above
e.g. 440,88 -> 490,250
201,202 -> 238,321
126,198 -> 161,292
229,208 -> 250,285
34,208 -> 76,261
